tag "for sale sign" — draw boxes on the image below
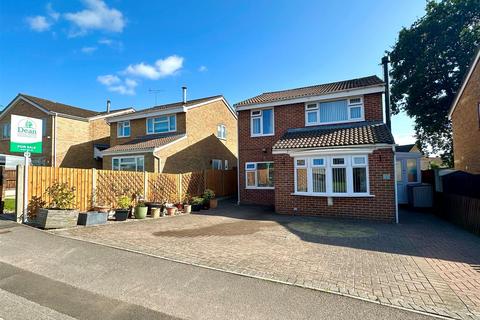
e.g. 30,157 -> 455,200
10,115 -> 43,153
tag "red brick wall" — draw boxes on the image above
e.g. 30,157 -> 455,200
238,93 -> 384,206
273,148 -> 396,222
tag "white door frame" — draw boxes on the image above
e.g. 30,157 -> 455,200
395,152 -> 422,204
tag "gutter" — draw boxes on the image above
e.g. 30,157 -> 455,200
393,145 -> 399,224
53,112 -> 58,167
236,110 -> 241,205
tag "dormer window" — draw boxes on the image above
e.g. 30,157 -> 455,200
305,97 -> 364,126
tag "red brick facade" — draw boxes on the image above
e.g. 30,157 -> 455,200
238,92 -> 396,221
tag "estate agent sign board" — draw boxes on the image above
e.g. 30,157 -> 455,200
10,115 -> 43,154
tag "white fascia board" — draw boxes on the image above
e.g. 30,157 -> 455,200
153,135 -> 187,153
0,95 -> 53,121
235,85 -> 385,111
88,108 -> 135,121
272,144 -> 393,156
107,107 -> 186,123
448,49 -> 480,119
101,148 -> 156,156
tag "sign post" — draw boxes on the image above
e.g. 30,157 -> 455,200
10,115 -> 43,223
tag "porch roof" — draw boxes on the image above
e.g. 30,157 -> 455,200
102,133 -> 186,154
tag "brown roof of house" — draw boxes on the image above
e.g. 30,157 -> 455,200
235,75 -> 384,107
395,144 -> 416,153
19,94 -> 132,119
103,133 -> 185,153
272,121 -> 395,150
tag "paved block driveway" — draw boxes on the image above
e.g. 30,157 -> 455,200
52,201 -> 480,319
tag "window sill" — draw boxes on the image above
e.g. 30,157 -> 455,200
217,137 -> 227,141
117,136 -> 130,138
246,187 -> 275,190
305,118 -> 365,127
291,192 -> 374,198
251,133 -> 274,138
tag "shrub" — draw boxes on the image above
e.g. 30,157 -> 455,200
27,196 -> 46,218
203,189 -> 215,201
117,195 -> 131,209
136,201 -> 146,208
45,183 -> 76,210
191,196 -> 205,205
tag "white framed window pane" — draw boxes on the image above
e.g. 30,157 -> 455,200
223,126 -> 227,138
350,106 -> 362,119
319,100 -> 348,123
169,116 -> 176,131
312,158 -> 324,166
332,158 -> 345,165
154,121 -> 169,132
112,159 -> 119,170
246,171 -> 256,187
147,119 -> 153,133
395,161 -> 402,182
353,167 -> 367,193
353,156 -> 366,165
296,168 -> 308,192
296,159 -> 306,166
217,125 -> 221,137
332,167 -> 347,193
256,163 -> 274,187
137,157 -> 144,171
252,118 -> 261,134
124,125 -> 130,136
349,98 -> 362,104
262,109 -> 273,134
246,163 -> 256,170
312,168 -> 326,193
306,103 -> 318,110
224,160 -> 228,170
307,111 -> 317,123
407,159 -> 418,182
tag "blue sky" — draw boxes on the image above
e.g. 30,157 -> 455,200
0,0 -> 426,145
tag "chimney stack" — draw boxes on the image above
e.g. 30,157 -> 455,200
381,55 -> 391,130
182,86 -> 187,104
106,99 -> 111,113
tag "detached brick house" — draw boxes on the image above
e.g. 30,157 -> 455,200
235,76 -> 397,222
0,94 -> 133,168
449,48 -> 480,174
102,91 -> 237,173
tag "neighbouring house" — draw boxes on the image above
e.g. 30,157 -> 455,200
448,48 -> 480,174
395,144 -> 422,205
395,144 -> 443,171
101,88 -> 238,173
0,94 -> 134,168
234,75 -> 397,221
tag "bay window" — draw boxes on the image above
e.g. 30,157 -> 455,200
117,120 -> 130,137
305,97 -> 364,126
294,155 -> 369,196
147,115 -> 176,134
251,109 -> 274,136
245,162 -> 274,189
112,156 -> 145,172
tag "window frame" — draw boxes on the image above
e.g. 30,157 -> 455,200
245,161 -> 274,189
112,155 -> 145,172
217,124 -> 227,140
1,123 -> 11,140
250,108 -> 275,137
146,115 -> 176,135
117,120 -> 131,138
305,96 -> 365,126
293,155 -> 370,197
212,159 -> 223,170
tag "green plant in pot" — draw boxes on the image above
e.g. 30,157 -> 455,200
134,201 -> 148,219
191,197 -> 204,212
36,182 -> 79,229
203,189 -> 217,209
115,195 -> 131,221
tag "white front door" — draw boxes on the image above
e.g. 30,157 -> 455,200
396,157 -> 420,204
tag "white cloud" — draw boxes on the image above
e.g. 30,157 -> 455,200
97,74 -> 120,86
198,65 -> 208,72
124,55 -> 184,80
394,133 -> 416,146
26,16 -> 51,32
46,3 -> 60,21
81,46 -> 97,54
97,75 -> 136,95
64,0 -> 125,36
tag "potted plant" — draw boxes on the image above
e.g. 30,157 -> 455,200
166,205 -> 177,216
77,210 -> 108,226
191,197 -> 204,212
115,195 -> 131,221
183,193 -> 191,214
151,207 -> 160,218
134,201 -> 148,219
175,202 -> 184,211
203,189 -> 217,209
36,182 -> 79,229
92,188 -> 110,213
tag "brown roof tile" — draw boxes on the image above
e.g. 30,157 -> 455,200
21,94 -> 100,118
235,76 -> 384,107
272,121 -> 395,150
135,95 -> 223,115
103,133 -> 185,153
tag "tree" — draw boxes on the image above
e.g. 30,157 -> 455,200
389,0 -> 480,166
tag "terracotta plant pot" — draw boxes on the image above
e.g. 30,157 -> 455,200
151,207 -> 160,219
183,204 -> 191,214
166,207 -> 176,216
209,199 -> 218,209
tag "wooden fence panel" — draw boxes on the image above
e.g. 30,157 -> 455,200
435,193 -> 480,236
96,170 -> 143,208
181,171 -> 204,198
222,169 -> 237,197
205,169 -> 224,196
148,173 -> 179,203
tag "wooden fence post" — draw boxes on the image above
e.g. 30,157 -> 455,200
144,171 -> 149,201
178,173 -> 183,203
203,169 -> 208,192
15,165 -> 24,223
91,168 -> 97,208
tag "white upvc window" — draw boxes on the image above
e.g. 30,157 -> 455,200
305,97 -> 364,126
212,159 -> 223,170
217,124 -> 227,140
117,120 -> 130,137
2,123 -> 10,139
245,162 -> 274,189
146,115 -> 176,134
224,160 -> 229,170
294,155 -> 369,196
251,108 -> 274,137
112,156 -> 144,172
